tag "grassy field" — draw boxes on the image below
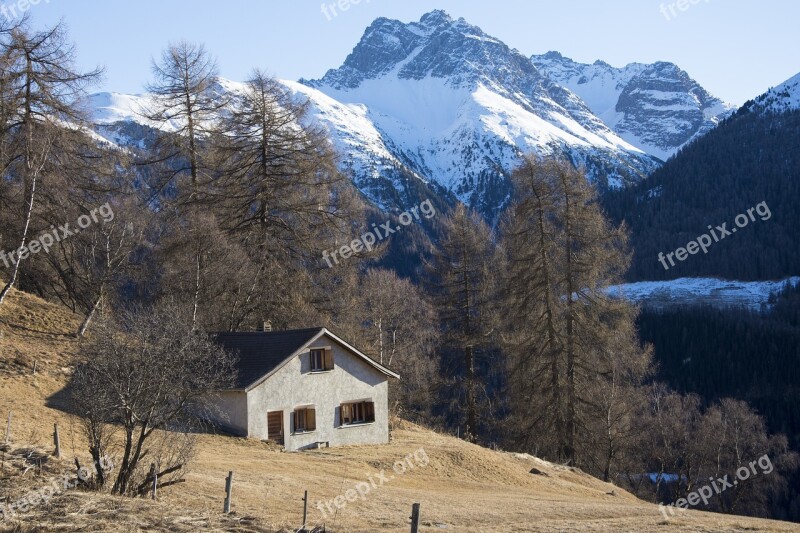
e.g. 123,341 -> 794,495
1,287 -> 799,532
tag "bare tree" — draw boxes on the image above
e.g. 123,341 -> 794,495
142,41 -> 225,200
581,308 -> 653,481
501,158 -> 567,459
191,70 -> 366,330
69,303 -> 236,495
41,196 -> 147,336
0,21 -> 102,304
355,269 -> 438,367
154,209 -> 255,328
628,386 -> 799,517
332,268 -> 440,420
213,70 -> 357,258
136,42 -> 231,327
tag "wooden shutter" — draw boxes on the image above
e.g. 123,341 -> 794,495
365,401 -> 375,423
310,350 -> 320,371
307,408 -> 316,431
341,403 -> 352,425
324,348 -> 334,370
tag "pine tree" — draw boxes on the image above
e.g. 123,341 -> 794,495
428,204 -> 498,441
502,158 -> 651,467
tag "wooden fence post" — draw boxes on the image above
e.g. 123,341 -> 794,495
4,411 -> 11,444
223,471 -> 234,513
151,463 -> 158,500
410,503 -> 421,533
53,423 -> 61,458
302,489 -> 308,528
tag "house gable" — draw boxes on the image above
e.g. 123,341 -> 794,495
243,329 -> 399,392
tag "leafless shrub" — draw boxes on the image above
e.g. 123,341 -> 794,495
68,302 -> 236,496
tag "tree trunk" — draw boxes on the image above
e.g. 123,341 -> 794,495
112,425 -> 135,495
192,244 -> 201,328
465,344 -> 476,442
77,294 -> 102,337
563,188 -> 577,467
0,56 -> 49,305
461,235 -> 477,441
0,170 -> 35,304
532,183 -> 565,462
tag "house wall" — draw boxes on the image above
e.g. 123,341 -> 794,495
245,333 -> 390,451
206,390 -> 248,436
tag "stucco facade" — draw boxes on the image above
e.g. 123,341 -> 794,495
210,331 -> 393,451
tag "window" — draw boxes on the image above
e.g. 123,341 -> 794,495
293,407 -> 316,433
310,347 -> 334,372
340,401 -> 375,426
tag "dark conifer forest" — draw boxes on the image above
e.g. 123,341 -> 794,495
605,108 -> 800,282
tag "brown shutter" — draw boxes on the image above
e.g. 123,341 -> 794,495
293,410 -> 299,432
365,401 -> 375,423
324,348 -> 334,370
307,408 -> 316,431
341,403 -> 351,425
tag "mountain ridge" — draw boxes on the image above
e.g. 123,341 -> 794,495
85,10 -> 740,220
532,51 -> 736,161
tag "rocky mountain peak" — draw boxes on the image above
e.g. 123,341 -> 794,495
306,10 -> 545,94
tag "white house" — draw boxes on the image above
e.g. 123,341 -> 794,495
209,327 -> 399,451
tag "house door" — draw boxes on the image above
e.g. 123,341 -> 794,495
267,411 -> 284,445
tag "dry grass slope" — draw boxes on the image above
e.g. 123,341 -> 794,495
0,286 -> 798,532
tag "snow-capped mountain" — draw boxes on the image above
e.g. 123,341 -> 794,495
532,52 -> 736,161
89,92 -> 150,126
85,10 -> 741,221
749,72 -> 800,113
300,10 -> 660,218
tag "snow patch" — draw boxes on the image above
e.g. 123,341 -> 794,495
608,277 -> 800,311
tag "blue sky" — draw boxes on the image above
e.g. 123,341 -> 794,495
19,0 -> 799,105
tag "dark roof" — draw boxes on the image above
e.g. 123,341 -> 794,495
213,328 -> 324,389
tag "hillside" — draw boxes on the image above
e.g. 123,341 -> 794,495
604,104 -> 800,282
1,288 -> 799,532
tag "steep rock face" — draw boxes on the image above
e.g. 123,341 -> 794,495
532,52 -> 735,161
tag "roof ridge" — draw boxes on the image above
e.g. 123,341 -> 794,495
213,327 -> 324,336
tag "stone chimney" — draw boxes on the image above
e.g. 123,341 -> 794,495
257,320 -> 273,333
